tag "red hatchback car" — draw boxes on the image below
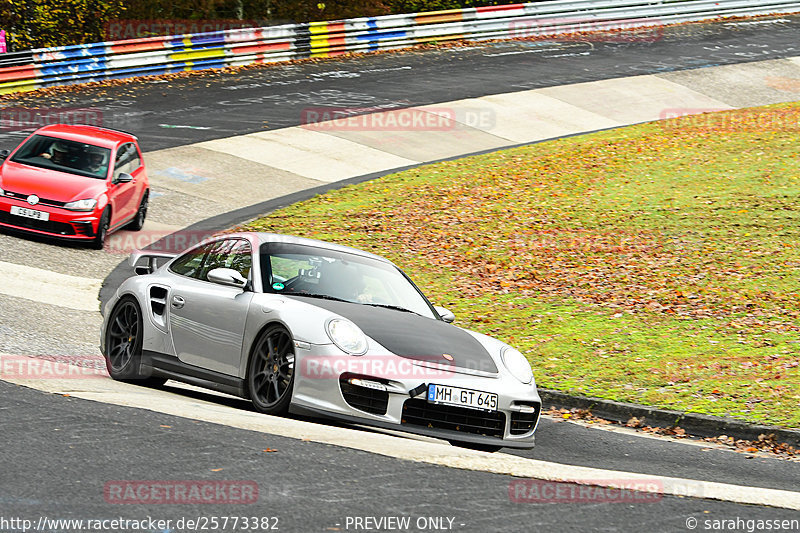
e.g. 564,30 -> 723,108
0,124 -> 149,249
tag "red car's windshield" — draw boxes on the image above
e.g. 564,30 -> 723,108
9,134 -> 111,180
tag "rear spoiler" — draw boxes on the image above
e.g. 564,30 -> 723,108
129,250 -> 177,275
95,126 -> 138,140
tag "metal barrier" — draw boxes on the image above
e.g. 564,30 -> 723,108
1,0 -> 799,95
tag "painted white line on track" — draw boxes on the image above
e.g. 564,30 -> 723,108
2,356 -> 799,511
725,19 -> 790,26
0,261 -> 101,311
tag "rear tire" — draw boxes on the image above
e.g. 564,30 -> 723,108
104,296 -> 166,387
126,192 -> 148,231
91,208 -> 110,250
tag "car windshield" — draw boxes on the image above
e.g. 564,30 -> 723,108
261,242 -> 437,319
9,134 -> 111,179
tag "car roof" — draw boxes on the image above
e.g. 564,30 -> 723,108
244,232 -> 394,265
33,124 -> 137,149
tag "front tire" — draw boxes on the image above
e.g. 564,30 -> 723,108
247,324 -> 295,415
104,296 -> 165,386
91,208 -> 110,250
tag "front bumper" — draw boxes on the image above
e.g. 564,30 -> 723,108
290,343 -> 541,449
0,199 -> 99,240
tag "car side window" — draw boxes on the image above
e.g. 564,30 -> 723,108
227,240 -> 253,280
113,143 -> 139,180
203,239 -> 252,280
129,150 -> 142,172
169,239 -> 253,282
169,243 -> 213,279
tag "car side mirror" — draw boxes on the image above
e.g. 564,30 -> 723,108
434,305 -> 455,323
115,172 -> 134,184
0,150 -> 9,160
207,268 -> 248,289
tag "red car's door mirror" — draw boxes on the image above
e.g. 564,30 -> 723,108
115,172 -> 134,184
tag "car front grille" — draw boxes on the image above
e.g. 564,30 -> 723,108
339,375 -> 389,416
3,190 -> 66,207
0,210 -> 76,235
401,398 -> 505,438
510,403 -> 541,435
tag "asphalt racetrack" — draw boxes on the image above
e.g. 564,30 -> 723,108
1,16 -> 799,151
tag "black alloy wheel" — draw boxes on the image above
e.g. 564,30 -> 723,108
127,192 -> 148,231
91,207 -> 110,250
104,297 -> 165,386
248,324 -> 295,415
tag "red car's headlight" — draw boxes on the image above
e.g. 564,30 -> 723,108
63,198 -> 98,211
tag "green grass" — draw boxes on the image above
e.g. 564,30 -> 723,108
242,102 -> 800,428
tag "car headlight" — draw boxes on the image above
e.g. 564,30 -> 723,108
502,346 -> 533,384
63,198 -> 98,211
0,187 -> 4,196
326,318 -> 368,355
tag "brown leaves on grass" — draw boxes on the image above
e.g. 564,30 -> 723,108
259,104 -> 800,335
548,407 -> 798,458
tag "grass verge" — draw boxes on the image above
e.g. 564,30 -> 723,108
243,102 -> 800,428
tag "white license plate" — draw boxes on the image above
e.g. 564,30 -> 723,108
427,384 -> 498,412
10,205 -> 49,221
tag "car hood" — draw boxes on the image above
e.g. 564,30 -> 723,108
287,297 -> 498,373
0,160 -> 104,202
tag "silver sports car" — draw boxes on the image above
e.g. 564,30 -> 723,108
101,232 -> 542,450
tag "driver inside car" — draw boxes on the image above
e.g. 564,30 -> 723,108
40,141 -> 72,167
84,149 -> 107,175
317,260 -> 366,302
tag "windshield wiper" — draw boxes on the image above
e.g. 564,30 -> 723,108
289,294 -> 421,316
363,303 -> 419,315
289,293 -> 351,303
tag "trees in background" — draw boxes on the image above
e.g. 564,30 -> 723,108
0,0 -> 125,50
0,0 -> 521,51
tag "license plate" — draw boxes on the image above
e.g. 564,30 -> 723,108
10,205 -> 49,221
427,384 -> 498,412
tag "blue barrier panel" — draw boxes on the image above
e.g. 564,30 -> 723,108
3,0 -> 798,95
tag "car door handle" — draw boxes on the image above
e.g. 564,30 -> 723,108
171,295 -> 185,309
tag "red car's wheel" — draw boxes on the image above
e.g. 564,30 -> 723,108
126,192 -> 148,231
91,208 -> 110,250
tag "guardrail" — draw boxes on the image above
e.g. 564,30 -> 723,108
1,0 -> 799,95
